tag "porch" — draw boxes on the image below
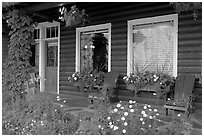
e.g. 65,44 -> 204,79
2,2 -> 202,135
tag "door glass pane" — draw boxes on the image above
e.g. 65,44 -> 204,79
47,43 -> 58,67
80,32 -> 108,72
132,22 -> 174,74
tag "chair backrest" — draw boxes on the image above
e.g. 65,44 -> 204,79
174,74 -> 195,102
103,71 -> 119,89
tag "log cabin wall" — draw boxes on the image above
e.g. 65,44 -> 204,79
2,2 -> 201,108
58,2 -> 202,107
59,2 -> 202,108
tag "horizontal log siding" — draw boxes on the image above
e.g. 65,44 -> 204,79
58,2 -> 201,108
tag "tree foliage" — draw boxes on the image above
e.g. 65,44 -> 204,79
2,9 -> 36,98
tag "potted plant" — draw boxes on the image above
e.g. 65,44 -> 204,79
68,70 -> 105,93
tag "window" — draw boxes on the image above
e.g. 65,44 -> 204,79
127,14 -> 178,76
47,42 -> 58,67
30,29 -> 40,67
76,23 -> 111,72
34,29 -> 40,39
46,26 -> 58,38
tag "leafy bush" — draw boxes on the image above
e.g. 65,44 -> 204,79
2,92 -> 79,135
2,9 -> 36,101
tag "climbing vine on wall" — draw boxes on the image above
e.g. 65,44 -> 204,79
2,9 -> 37,98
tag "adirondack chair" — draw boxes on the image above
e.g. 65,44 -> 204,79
164,74 -> 196,117
92,71 -> 119,103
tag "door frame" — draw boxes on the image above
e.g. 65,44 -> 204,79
36,21 -> 60,94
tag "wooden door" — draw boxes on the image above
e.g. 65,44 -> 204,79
45,42 -> 58,93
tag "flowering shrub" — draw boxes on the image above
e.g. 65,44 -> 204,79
75,99 -> 194,135
95,100 -> 164,135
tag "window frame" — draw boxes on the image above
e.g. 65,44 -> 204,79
76,23 -> 111,72
127,14 -> 178,77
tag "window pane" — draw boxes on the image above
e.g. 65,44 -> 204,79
29,45 -> 36,66
51,27 -> 56,38
46,27 -> 51,38
56,26 -> 58,37
132,23 -> 174,75
80,32 -> 108,72
34,29 -> 39,39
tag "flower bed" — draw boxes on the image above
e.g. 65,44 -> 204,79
68,70 -> 105,92
123,71 -> 175,98
75,100 -> 195,135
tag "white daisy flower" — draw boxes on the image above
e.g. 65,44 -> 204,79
130,109 -> 134,113
121,117 -> 125,121
114,108 -> 118,112
140,118 -> 143,121
116,103 -> 121,108
124,112 -> 129,116
154,109 -> 158,112
142,121 -> 145,125
121,106 -> 124,110
63,100 -> 66,103
149,116 -> 153,119
113,126 -> 119,130
129,105 -> 133,108
149,109 -> 152,111
107,117 -> 111,120
74,77 -> 77,80
156,113 -> 159,116
129,100 -> 133,104
141,111 -> 145,115
177,114 -> 181,117
109,122 -> 112,125
57,98 -> 60,101
148,105 -> 151,107
143,106 -> 147,109
98,125 -> 101,128
143,114 -> 147,117
122,129 -> 126,133
124,122 -> 128,126
148,124 -> 152,128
